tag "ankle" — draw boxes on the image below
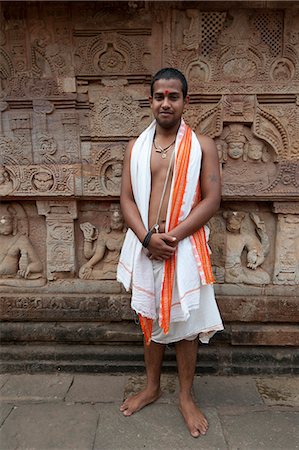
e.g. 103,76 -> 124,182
145,382 -> 160,394
179,390 -> 193,402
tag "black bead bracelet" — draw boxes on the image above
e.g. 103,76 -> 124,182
142,229 -> 154,248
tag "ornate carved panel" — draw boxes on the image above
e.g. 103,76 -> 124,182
0,2 -> 298,351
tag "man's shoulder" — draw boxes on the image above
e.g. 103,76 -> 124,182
124,138 -> 137,156
193,131 -> 215,154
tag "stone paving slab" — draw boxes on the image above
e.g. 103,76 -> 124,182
0,403 -> 13,427
65,374 -> 128,403
0,374 -> 9,389
255,376 -> 299,406
94,404 -> 227,450
193,375 -> 264,407
0,374 -> 73,402
0,403 -> 99,450
124,374 -> 179,404
221,410 -> 299,450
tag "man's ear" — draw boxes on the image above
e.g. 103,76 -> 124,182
149,96 -> 153,106
184,95 -> 190,107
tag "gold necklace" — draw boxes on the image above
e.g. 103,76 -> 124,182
153,138 -> 176,159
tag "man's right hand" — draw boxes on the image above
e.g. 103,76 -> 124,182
147,233 -> 177,260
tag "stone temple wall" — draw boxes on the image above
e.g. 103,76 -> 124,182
0,1 -> 298,365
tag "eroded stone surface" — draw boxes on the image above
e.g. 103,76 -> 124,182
256,376 -> 299,406
124,374 -> 179,404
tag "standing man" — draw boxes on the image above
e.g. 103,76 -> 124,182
117,68 -> 223,437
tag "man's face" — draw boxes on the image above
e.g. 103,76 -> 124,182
149,78 -> 188,129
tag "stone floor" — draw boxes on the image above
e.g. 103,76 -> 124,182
0,373 -> 298,450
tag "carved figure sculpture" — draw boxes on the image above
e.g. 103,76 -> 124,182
223,211 -> 270,285
0,203 -> 45,286
105,161 -> 123,194
79,207 -> 125,280
0,166 -> 14,196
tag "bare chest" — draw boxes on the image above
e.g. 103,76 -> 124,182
150,147 -> 174,182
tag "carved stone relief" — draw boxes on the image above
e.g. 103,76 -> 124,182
0,2 -> 298,349
90,90 -> 151,138
83,142 -> 125,197
223,211 -> 270,285
216,124 -> 278,196
273,214 -> 299,285
79,205 -> 125,280
37,200 -> 77,280
0,202 -> 45,287
2,164 -> 78,197
74,30 -> 151,76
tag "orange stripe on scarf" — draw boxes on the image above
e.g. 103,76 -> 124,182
192,228 -> 215,284
160,127 -> 192,335
138,314 -> 153,345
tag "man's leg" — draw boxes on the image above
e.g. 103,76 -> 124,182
175,338 -> 208,437
120,340 -> 165,416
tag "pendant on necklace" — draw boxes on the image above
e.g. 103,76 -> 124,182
161,152 -> 167,159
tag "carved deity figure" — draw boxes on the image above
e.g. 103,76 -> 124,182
0,204 -> 45,287
223,211 -> 270,285
0,165 -> 14,196
105,162 -> 123,194
79,207 -> 125,280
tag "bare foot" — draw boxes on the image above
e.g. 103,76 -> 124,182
179,394 -> 208,438
120,388 -> 161,416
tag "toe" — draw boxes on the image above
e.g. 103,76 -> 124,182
190,429 -> 200,438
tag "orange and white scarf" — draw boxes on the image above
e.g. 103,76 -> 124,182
117,120 -> 214,344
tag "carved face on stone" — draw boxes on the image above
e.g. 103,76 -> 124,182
32,172 -> 54,191
149,78 -> 189,130
110,162 -> 122,178
0,209 -> 13,236
227,142 -> 245,159
247,141 -> 264,161
110,211 -> 123,231
224,211 -> 246,233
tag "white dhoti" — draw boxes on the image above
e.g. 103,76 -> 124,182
151,260 -> 223,344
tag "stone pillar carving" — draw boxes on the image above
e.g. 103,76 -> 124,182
37,200 -> 77,280
61,113 -> 80,163
9,111 -> 33,162
32,99 -> 57,164
273,202 -> 299,285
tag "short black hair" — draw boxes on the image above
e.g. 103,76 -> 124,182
150,68 -> 188,99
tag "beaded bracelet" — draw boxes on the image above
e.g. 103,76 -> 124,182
142,229 -> 153,248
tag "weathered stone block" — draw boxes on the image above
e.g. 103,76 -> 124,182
231,324 -> 299,346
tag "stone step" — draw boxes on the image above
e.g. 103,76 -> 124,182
1,344 -> 298,375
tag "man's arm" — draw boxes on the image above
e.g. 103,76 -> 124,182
169,134 -> 221,242
120,140 -> 176,260
120,139 -> 147,242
